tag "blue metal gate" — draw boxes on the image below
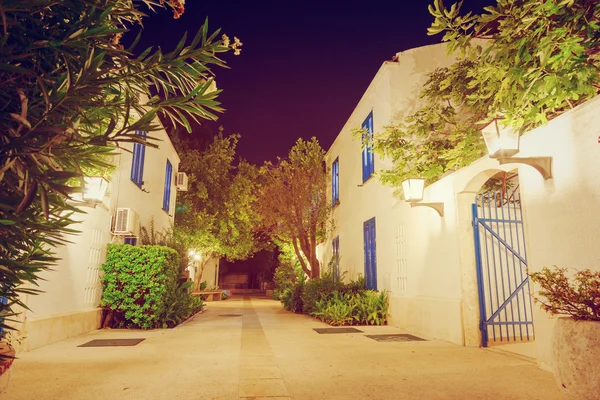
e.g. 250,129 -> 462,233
363,217 -> 377,290
472,190 -> 534,347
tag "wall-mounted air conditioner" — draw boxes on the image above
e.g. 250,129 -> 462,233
175,172 -> 188,191
113,208 -> 139,235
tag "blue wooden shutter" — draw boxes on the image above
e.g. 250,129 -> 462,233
332,158 -> 339,206
332,236 -> 340,278
130,131 -> 146,186
363,217 -> 377,290
163,160 -> 173,211
361,112 -> 374,182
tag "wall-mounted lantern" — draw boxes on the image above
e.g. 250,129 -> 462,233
81,176 -> 109,206
402,178 -> 444,217
402,178 -> 425,202
481,119 -> 552,179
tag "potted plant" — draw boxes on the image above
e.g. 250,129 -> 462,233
530,266 -> 600,400
0,324 -> 16,394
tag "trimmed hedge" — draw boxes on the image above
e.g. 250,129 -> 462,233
101,244 -> 181,329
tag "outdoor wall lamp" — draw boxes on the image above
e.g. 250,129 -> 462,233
82,176 -> 109,204
69,176 -> 108,208
402,178 -> 444,217
481,119 -> 553,180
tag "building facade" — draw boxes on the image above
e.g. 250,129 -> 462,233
319,42 -> 600,372
19,122 -> 181,351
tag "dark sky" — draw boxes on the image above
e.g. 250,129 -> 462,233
138,0 -> 494,165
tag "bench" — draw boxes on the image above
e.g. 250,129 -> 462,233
192,290 -> 224,302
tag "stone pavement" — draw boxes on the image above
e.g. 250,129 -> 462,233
4,297 -> 563,400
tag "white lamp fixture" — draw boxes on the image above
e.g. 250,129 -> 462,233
481,119 -> 552,179
402,178 -> 425,202
82,176 -> 109,204
193,254 -> 201,261
402,178 -> 444,217
481,119 -> 520,159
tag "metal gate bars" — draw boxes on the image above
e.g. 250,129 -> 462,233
472,191 -> 535,347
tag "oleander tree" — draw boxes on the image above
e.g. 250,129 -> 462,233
372,0 -> 600,191
0,0 -> 241,338
257,138 -> 329,279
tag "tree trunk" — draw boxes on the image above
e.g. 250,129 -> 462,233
292,236 -> 311,278
193,256 -> 212,291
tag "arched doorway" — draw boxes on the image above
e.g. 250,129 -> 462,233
471,170 -> 535,348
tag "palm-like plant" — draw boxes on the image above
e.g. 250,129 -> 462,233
0,0 -> 239,338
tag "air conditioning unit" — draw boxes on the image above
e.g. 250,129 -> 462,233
113,208 -> 139,235
175,172 -> 188,191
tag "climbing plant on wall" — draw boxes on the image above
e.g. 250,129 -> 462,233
371,0 -> 600,191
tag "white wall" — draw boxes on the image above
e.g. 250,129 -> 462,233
322,43 -> 466,344
22,121 -> 180,351
322,38 -> 600,372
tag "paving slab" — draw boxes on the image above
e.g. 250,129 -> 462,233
3,297 -> 563,400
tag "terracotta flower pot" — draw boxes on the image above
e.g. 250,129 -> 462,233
0,342 -> 15,394
552,317 -> 600,400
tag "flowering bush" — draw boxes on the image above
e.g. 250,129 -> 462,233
530,267 -> 600,321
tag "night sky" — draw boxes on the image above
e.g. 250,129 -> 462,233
138,0 -> 495,165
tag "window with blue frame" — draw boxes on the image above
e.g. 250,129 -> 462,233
163,159 -> 173,212
332,236 -> 340,279
332,158 -> 339,206
130,130 -> 146,187
363,217 -> 377,290
361,112 -> 374,182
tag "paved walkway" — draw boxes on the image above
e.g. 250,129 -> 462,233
5,297 -> 562,400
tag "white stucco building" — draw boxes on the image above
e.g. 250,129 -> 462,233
319,42 -> 600,372
19,121 -> 181,351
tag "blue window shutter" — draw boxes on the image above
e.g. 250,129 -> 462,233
361,112 -> 374,182
332,158 -> 339,206
130,131 -> 146,187
363,217 -> 377,290
163,160 -> 172,211
332,236 -> 340,278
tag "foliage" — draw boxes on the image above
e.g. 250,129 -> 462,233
0,0 -> 239,338
258,138 -> 330,279
273,241 -> 305,299
101,245 -> 182,329
273,263 -> 296,300
156,280 -> 204,328
312,290 -> 389,326
173,131 -> 262,289
302,270 -> 345,314
530,266 -> 600,321
371,0 -> 600,193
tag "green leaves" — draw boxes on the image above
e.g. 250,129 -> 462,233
0,0 -> 239,339
101,245 -> 182,329
372,0 -> 599,195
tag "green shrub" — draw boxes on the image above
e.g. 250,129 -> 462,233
273,262 -> 297,300
281,288 -> 293,310
301,270 -> 344,314
101,245 -> 181,329
156,281 -> 204,328
312,290 -> 388,326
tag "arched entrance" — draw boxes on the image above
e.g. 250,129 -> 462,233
471,170 -> 535,347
